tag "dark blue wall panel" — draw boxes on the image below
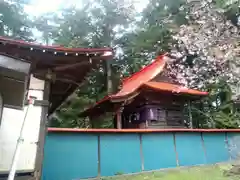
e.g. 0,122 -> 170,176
175,133 -> 205,166
42,133 -> 98,180
202,133 -> 229,164
142,133 -> 177,171
100,134 -> 141,176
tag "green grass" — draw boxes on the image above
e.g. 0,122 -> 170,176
102,164 -> 240,180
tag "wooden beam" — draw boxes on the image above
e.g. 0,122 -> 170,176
53,61 -> 89,71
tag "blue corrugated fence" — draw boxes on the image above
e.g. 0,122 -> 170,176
42,131 -> 238,180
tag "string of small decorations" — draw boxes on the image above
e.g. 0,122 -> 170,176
0,41 -> 112,57
30,47 -> 99,57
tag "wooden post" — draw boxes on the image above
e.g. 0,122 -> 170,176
34,81 -> 50,180
89,116 -> 94,128
116,107 -> 124,129
145,120 -> 148,128
188,100 -> 193,129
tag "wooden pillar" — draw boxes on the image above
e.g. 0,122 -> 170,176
116,107 -> 124,129
89,116 -> 95,128
34,81 -> 50,180
188,100 -> 193,129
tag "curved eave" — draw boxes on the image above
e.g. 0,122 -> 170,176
143,82 -> 208,97
79,91 -> 141,117
79,96 -> 112,117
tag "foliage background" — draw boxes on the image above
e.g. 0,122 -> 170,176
1,0 -> 239,128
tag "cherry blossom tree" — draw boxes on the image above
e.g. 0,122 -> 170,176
167,0 -> 239,98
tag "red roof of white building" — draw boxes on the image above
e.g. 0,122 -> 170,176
0,36 -> 113,114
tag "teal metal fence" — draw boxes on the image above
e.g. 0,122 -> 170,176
41,129 -> 240,180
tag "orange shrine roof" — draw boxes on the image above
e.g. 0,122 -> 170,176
80,54 -> 208,117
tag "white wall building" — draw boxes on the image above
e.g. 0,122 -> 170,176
0,75 -> 44,172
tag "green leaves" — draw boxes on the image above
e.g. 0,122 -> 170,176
215,0 -> 239,26
190,80 -> 240,128
40,0 -> 136,128
32,0 -> 239,129
0,0 -> 33,41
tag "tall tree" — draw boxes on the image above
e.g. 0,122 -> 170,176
167,0 -> 239,90
167,0 -> 240,128
117,0 -> 186,77
118,0 -> 240,129
0,0 -> 33,41
40,0 -> 136,128
39,0 -> 240,129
